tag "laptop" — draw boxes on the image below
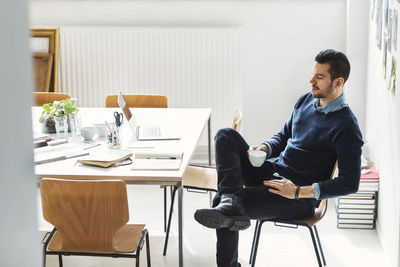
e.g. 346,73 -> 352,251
117,92 -> 181,141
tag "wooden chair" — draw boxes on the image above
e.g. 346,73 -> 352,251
105,94 -> 168,108
40,178 -> 151,267
162,109 -> 243,255
33,92 -> 71,106
248,161 -> 338,267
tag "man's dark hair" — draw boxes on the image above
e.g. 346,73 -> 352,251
315,49 -> 351,83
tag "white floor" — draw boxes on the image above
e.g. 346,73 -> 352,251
38,185 -> 388,267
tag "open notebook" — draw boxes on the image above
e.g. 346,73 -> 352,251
77,151 -> 133,168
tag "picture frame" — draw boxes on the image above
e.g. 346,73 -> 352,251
33,53 -> 53,92
31,28 -> 60,92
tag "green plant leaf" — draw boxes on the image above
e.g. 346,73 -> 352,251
64,106 -> 76,115
40,97 -> 79,122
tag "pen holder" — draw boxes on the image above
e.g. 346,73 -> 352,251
107,124 -> 121,149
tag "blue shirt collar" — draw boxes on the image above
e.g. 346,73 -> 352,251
313,93 -> 348,114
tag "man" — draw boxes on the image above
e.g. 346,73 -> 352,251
194,49 -> 363,267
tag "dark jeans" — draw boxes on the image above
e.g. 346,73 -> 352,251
214,128 -> 314,267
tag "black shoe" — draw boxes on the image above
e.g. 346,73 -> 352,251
194,194 -> 250,231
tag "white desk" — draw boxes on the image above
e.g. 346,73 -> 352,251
33,107 -> 211,267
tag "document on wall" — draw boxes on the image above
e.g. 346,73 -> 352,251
131,151 -> 183,170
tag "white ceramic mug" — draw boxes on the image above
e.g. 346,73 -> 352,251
248,150 -> 267,167
93,123 -> 108,137
80,126 -> 95,142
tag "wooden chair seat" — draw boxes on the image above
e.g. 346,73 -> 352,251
48,224 -> 145,254
113,224 -> 145,253
290,199 -> 327,227
182,166 -> 217,191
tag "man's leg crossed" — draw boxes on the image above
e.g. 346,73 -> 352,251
194,128 -> 272,230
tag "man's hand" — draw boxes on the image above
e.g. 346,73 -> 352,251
247,144 -> 268,159
263,178 -> 297,199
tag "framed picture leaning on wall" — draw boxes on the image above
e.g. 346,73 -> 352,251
31,28 -> 59,92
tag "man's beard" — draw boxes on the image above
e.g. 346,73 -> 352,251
312,81 -> 334,98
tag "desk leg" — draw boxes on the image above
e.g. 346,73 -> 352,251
178,186 -> 183,267
208,117 -> 212,166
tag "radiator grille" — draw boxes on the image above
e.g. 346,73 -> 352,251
59,27 -> 242,146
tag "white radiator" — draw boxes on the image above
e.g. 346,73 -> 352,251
59,27 -> 242,151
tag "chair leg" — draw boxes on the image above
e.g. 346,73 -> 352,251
58,255 -> 63,267
249,220 -> 260,264
251,220 -> 264,267
313,225 -> 326,266
146,231 -> 151,267
307,225 -> 323,267
163,187 -> 167,233
42,243 -> 47,267
136,246 -> 141,267
163,186 -> 178,256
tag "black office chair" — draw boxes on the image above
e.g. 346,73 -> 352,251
249,199 -> 328,267
249,161 -> 337,267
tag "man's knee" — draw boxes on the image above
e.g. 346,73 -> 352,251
216,127 -> 237,137
215,128 -> 238,145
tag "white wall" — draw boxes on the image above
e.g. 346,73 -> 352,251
29,0 -> 347,145
346,0 -> 369,133
0,0 -> 41,266
240,1 -> 347,144
365,0 -> 400,266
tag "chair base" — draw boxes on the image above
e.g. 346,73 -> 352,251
42,228 -> 151,267
249,219 -> 326,267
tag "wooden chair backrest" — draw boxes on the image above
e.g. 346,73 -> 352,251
40,178 -> 129,253
105,94 -> 168,108
33,92 -> 70,106
232,109 -> 243,132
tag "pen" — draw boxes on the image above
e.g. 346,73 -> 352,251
83,143 -> 101,150
128,146 -> 155,149
147,157 -> 177,160
105,120 -> 112,132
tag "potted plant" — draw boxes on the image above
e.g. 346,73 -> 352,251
39,98 -> 79,133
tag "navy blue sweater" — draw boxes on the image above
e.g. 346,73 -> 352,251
265,92 -> 363,200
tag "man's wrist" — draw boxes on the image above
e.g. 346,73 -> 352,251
261,142 -> 272,158
294,185 -> 300,200
298,186 -> 315,199
260,144 -> 268,152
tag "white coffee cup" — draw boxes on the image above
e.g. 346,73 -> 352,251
93,123 -> 108,137
80,126 -> 95,142
249,150 -> 267,167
